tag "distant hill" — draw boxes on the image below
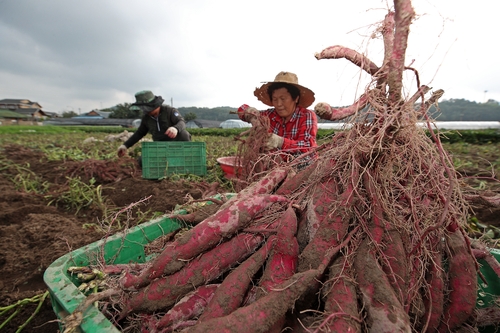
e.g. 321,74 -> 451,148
427,99 -> 500,121
178,106 -> 238,122
176,100 -> 500,122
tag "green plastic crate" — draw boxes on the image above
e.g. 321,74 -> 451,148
43,216 -> 182,333
141,141 -> 207,179
477,248 -> 500,307
476,248 -> 500,333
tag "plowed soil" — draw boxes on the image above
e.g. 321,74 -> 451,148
0,144 -> 224,333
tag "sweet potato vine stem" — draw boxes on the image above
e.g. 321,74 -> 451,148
314,45 -> 380,76
387,0 -> 415,104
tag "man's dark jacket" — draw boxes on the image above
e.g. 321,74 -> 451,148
124,105 -> 189,148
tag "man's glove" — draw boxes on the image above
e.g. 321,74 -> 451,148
314,102 -> 333,120
237,104 -> 260,125
117,144 -> 127,157
165,127 -> 178,138
265,134 -> 284,150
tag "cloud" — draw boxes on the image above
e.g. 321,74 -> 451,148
1,0 -> 499,113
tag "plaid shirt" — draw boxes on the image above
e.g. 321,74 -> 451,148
261,106 -> 318,155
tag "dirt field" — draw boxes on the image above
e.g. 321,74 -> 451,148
0,142 -> 499,333
0,143 -> 226,333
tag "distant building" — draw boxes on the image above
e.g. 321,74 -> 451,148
184,119 -> 221,128
0,98 -> 53,120
73,110 -> 111,119
43,111 -> 60,118
0,109 -> 30,119
219,119 -> 251,129
186,120 -> 203,128
11,108 -> 51,120
0,98 -> 42,110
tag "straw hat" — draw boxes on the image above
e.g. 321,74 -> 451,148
253,71 -> 315,108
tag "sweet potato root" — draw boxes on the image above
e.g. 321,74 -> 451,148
184,260 -> 330,333
198,236 -> 275,321
320,255 -> 361,332
298,179 -> 350,272
381,229 -> 409,305
254,205 -> 299,332
257,205 -> 299,298
152,284 -> 219,332
421,240 -> 444,333
437,230 -> 478,332
183,230 -> 355,333
120,233 -> 264,316
121,194 -> 288,289
354,237 -> 411,333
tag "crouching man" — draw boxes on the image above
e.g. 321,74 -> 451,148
117,90 -> 191,161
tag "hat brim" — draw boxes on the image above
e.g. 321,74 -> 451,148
130,105 -> 157,114
253,82 -> 315,108
130,96 -> 164,114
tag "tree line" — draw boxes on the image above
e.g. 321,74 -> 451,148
426,99 -> 500,121
91,99 -> 500,122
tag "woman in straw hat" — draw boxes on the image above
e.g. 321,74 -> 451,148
237,71 -> 318,159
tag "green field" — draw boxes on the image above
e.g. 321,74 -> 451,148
1,125 -> 499,179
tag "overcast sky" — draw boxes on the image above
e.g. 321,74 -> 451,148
1,0 -> 498,114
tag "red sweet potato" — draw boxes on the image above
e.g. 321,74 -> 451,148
290,181 -> 345,314
198,236 -> 276,321
315,45 -> 380,76
151,284 -> 219,332
304,178 -> 339,242
231,166 -> 289,200
437,230 -> 478,332
421,240 -> 444,333
354,237 -> 411,333
275,160 -> 318,196
184,262 -> 328,333
298,179 -> 351,272
183,232 -> 354,333
120,233 -> 264,316
320,255 -> 361,333
295,205 -> 310,253
381,229 -> 409,305
363,170 -> 413,324
121,194 -> 288,289
363,171 -> 385,244
254,205 -> 299,333
257,205 -> 299,297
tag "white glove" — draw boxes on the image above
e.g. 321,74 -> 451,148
244,107 -> 260,126
314,102 -> 333,120
265,134 -> 284,150
117,144 -> 127,157
237,105 -> 261,126
165,127 -> 178,138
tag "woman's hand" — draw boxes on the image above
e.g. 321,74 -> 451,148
237,104 -> 260,124
314,102 -> 332,120
265,134 -> 284,150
